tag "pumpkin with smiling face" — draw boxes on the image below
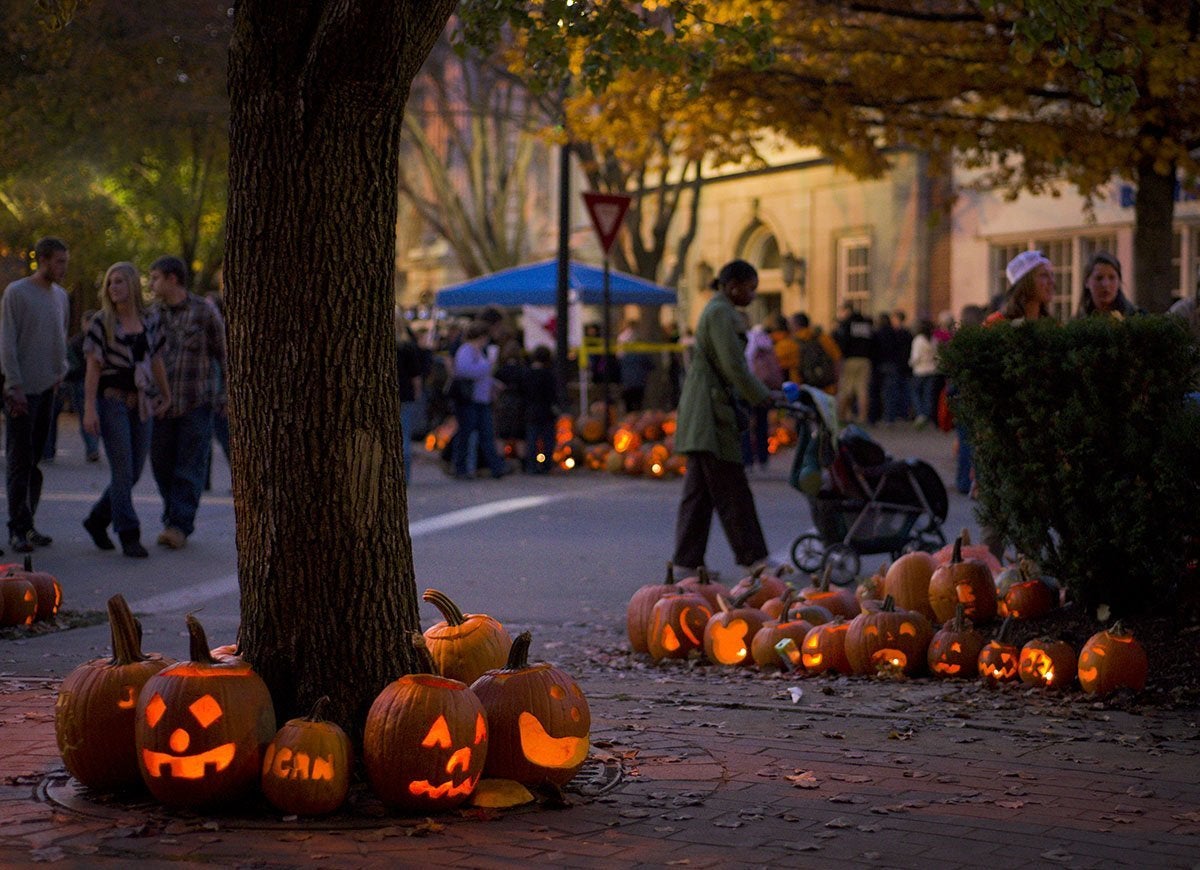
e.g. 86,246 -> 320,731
470,632 -> 590,788
135,615 -> 275,808
364,636 -> 488,812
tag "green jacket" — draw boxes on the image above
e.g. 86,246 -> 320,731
675,294 -> 771,463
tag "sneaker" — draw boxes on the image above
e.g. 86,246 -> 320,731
156,527 -> 187,549
27,529 -> 52,547
8,534 -> 33,554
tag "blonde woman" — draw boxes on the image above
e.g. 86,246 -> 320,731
81,263 -> 171,557
986,251 -> 1056,324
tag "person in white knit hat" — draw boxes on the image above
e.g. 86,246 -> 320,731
986,250 -> 1056,325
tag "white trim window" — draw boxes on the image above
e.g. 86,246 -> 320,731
837,235 -> 871,308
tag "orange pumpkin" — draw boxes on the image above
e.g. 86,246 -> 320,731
55,595 -> 175,791
799,565 -> 859,619
1077,624 -> 1148,695
577,413 -> 607,444
932,528 -> 1003,575
0,575 -> 37,627
1018,638 -> 1077,690
927,604 -> 985,679
3,556 -> 62,620
626,563 -> 680,654
261,697 -> 352,816
844,595 -> 933,677
928,535 -> 997,624
645,591 -> 712,661
884,551 -> 937,621
702,591 -> 767,668
676,566 -> 730,610
470,632 -> 590,788
728,567 -> 788,609
977,617 -> 1020,685
801,619 -> 852,674
751,610 -> 814,671
422,588 -> 512,685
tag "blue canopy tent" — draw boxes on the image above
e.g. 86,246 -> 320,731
434,259 -> 676,308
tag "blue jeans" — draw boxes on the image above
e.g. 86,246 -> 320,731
91,396 -> 151,534
955,421 -> 974,495
400,400 -> 419,479
5,387 -> 54,537
151,405 -> 214,536
880,363 -> 905,422
913,375 -> 938,420
453,401 -> 504,477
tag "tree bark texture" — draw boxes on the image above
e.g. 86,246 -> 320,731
225,1 -> 456,735
1134,155 -> 1178,313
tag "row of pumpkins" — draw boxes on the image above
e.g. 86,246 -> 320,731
54,590 -> 588,818
626,532 -> 1148,696
0,557 -> 63,626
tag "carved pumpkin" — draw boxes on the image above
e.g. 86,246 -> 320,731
55,595 -> 174,791
0,575 -> 37,627
928,535 -> 997,624
703,590 -> 767,667
931,528 -> 1003,575
799,564 -> 859,619
977,617 -> 1020,684
135,615 -> 276,807
844,595 -> 933,677
261,697 -> 352,816
995,560 -> 1056,620
884,551 -> 937,621
365,636 -> 488,812
789,603 -> 834,626
422,588 -> 512,685
927,604 -> 986,679
1018,638 -> 1077,690
610,424 -> 642,454
645,590 -> 712,661
3,556 -> 62,621
801,619 -> 852,675
677,566 -> 730,610
751,607 -> 814,671
1077,624 -> 1148,695
470,632 -> 590,787
760,586 -> 798,620
626,563 -> 680,654
728,566 -> 788,609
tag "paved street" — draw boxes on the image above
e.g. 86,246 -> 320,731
1,415 -> 1198,868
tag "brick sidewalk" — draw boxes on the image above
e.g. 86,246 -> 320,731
3,670 -> 1199,868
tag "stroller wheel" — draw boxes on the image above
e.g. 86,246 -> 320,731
790,533 -> 827,574
824,544 -> 860,586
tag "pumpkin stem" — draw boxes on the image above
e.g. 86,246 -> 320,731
422,588 -> 467,627
696,565 -> 713,586
818,563 -> 833,592
732,580 -> 760,608
665,562 -> 677,585
881,594 -> 896,613
716,594 -> 732,614
995,615 -> 1013,643
951,535 -> 964,565
410,632 -> 439,675
506,631 -> 533,670
959,528 -> 971,546
306,696 -> 331,722
107,594 -> 148,665
778,587 -> 796,615
952,602 -> 968,633
185,614 -> 218,665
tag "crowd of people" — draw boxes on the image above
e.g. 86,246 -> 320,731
1,238 -> 227,558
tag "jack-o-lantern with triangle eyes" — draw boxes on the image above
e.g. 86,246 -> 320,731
135,615 -> 276,808
471,632 -> 590,788
364,636 -> 488,813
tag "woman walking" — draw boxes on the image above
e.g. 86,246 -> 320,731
81,262 -> 171,557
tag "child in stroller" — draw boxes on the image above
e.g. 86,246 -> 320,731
783,385 -> 948,585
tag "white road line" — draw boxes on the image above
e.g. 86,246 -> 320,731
40,491 -> 236,506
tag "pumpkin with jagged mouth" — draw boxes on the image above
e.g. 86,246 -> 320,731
471,631 -> 590,787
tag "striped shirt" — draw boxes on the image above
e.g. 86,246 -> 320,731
148,293 -> 227,416
81,312 -> 163,394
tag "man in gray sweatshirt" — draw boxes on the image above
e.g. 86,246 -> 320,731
1,237 -> 70,553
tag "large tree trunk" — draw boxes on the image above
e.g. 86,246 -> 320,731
1133,155 -> 1177,313
225,2 -> 456,735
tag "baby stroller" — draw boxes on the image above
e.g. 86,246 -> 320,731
783,385 -> 948,586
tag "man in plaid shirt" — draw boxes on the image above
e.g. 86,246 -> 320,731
147,256 -> 227,549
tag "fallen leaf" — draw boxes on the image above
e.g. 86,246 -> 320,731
995,800 -> 1025,809
825,817 -> 852,829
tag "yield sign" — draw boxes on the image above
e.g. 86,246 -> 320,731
582,192 -> 632,256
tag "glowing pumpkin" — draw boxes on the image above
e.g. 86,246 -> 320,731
422,588 -> 512,685
977,617 -> 1020,685
261,697 -> 352,816
751,609 -> 814,671
55,595 -> 174,791
135,615 -> 276,807
1077,624 -> 1148,695
844,595 -> 933,677
927,603 -> 985,679
3,555 -> 62,620
801,619 -> 852,675
364,636 -> 488,812
1018,638 -> 1077,690
703,592 -> 767,667
0,575 -> 37,627
645,591 -> 712,661
471,632 -> 590,788
928,534 -> 997,625
996,560 -> 1056,620
626,563 -> 680,654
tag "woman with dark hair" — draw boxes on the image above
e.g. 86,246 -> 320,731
1077,251 -> 1141,318
671,260 -> 778,575
986,250 -> 1056,324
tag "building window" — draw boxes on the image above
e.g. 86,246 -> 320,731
837,236 -> 871,308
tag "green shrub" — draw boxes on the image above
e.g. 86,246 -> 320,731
939,315 -> 1200,617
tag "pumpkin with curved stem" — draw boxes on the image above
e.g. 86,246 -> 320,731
801,619 -> 852,674
422,589 -> 512,685
844,595 -> 933,677
677,566 -> 730,610
135,615 -> 276,807
3,556 -> 62,621
799,564 -> 859,619
884,551 -> 937,621
470,631 -> 590,788
977,617 -> 1020,684
646,590 -> 712,661
703,590 -> 768,667
760,586 -> 798,620
56,595 -> 174,791
626,563 -> 681,654
0,575 -> 37,627
931,528 -> 1003,575
365,635 -> 488,811
1018,638 -> 1077,690
729,566 -> 788,609
928,535 -> 998,624
927,604 -> 986,679
261,696 -> 352,816
1077,624 -> 1148,695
